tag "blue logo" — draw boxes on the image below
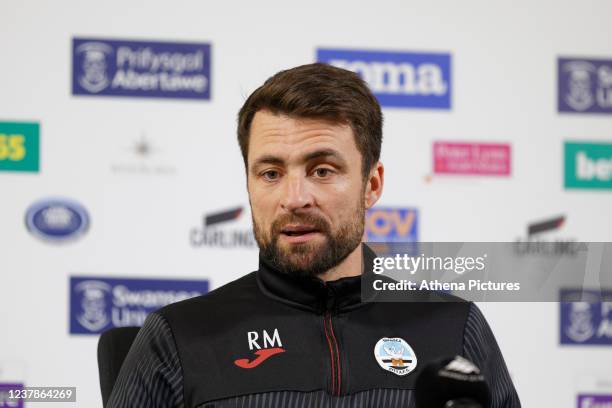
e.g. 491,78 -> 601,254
365,207 -> 418,242
25,198 -> 89,242
69,276 -> 209,334
558,57 -> 612,114
72,38 -> 211,100
0,383 -> 24,408
560,289 -> 612,345
317,48 -> 451,109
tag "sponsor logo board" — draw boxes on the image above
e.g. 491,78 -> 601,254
69,276 -> 208,334
318,48 -> 451,109
72,37 -> 211,100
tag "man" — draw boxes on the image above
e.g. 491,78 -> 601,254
107,63 -> 520,407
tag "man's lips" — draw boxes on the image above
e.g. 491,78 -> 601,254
281,225 -> 318,235
278,225 -> 323,243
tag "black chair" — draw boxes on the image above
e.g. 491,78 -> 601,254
97,327 -> 141,407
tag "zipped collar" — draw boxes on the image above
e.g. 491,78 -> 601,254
256,244 -> 378,314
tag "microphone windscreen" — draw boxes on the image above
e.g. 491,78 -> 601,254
415,355 -> 490,408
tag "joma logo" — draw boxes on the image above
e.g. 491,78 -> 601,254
329,59 -> 447,95
317,48 -> 451,109
234,329 -> 285,369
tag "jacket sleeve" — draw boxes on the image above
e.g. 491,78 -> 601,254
462,303 -> 521,408
106,312 -> 184,408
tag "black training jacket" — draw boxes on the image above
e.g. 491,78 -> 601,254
107,247 -> 521,408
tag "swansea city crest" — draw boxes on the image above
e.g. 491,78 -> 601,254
374,337 -> 417,376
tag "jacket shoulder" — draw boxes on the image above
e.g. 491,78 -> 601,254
156,271 -> 259,318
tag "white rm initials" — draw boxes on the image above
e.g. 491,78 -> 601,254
247,328 -> 283,350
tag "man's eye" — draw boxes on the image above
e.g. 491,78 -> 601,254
262,170 -> 280,180
313,168 -> 333,178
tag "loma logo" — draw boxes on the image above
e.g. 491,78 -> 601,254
317,48 -> 451,109
69,276 -> 208,334
25,198 -> 89,243
72,37 -> 211,100
565,142 -> 612,190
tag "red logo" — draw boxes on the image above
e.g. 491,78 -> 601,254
234,347 -> 285,369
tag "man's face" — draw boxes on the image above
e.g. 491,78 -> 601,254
247,110 -> 367,278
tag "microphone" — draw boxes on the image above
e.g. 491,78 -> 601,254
415,355 -> 491,408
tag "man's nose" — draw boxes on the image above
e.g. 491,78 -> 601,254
280,173 -> 313,212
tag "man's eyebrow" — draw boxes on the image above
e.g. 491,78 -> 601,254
250,149 -> 348,173
302,149 -> 347,166
250,155 -> 285,171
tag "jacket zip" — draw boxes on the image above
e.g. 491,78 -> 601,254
323,310 -> 341,396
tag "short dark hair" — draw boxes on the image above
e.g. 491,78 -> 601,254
237,63 -> 383,180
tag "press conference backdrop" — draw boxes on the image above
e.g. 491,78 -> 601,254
1,0 -> 612,406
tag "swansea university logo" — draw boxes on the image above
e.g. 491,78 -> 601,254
73,280 -> 112,332
74,42 -> 113,93
70,276 -> 208,334
558,57 -> 612,114
374,337 -> 417,376
317,48 -> 451,109
560,290 -> 612,345
72,37 -> 211,100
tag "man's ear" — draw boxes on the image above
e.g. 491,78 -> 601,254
364,162 -> 384,209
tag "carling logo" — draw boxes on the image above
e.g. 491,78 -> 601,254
577,394 -> 612,407
72,38 -> 211,100
0,121 -> 39,173
69,276 -> 208,334
365,207 -> 418,242
0,383 -> 23,408
433,141 -> 511,176
559,57 -> 612,114
317,48 -> 451,109
190,206 -> 257,248
560,289 -> 612,345
565,142 -> 612,190
514,215 -> 578,256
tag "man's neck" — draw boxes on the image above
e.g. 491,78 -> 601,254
317,244 -> 363,282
